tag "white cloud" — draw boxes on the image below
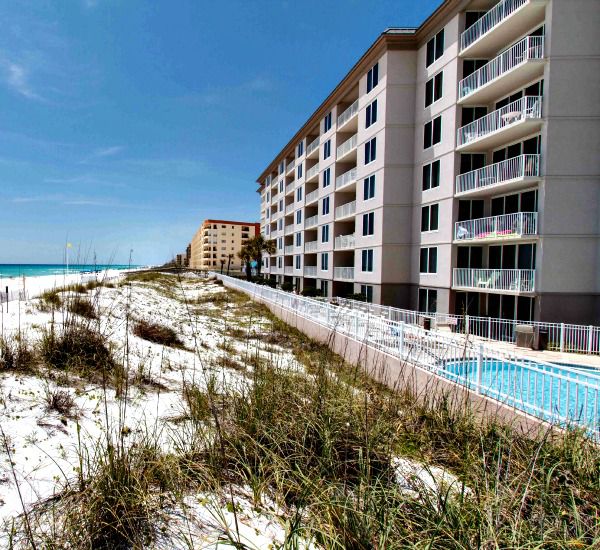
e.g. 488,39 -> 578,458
2,61 -> 42,100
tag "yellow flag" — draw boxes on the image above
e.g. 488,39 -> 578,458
66,243 -> 73,248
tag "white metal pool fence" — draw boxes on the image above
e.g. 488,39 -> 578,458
333,297 -> 600,356
214,274 -> 600,437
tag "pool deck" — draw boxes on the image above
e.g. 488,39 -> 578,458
455,333 -> 600,370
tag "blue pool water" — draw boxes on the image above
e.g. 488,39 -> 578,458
0,264 -> 138,278
442,359 -> 600,432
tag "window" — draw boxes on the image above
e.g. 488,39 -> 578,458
361,249 -> 374,272
297,163 -> 303,179
365,137 -> 377,164
322,197 -> 330,215
279,180 -> 283,193
279,199 -> 283,211
422,160 -> 440,190
362,212 -> 374,236
360,284 -> 373,303
419,247 -> 437,273
366,62 -> 379,93
464,11 -> 486,30
321,280 -> 329,296
366,99 -> 378,128
296,210 -> 302,224
322,168 -> 331,188
295,255 -> 301,269
421,204 -> 439,232
321,224 -> 329,243
279,161 -> 285,174
277,237 -> 283,250
423,116 -> 442,149
425,72 -> 443,107
297,141 -> 304,157
426,29 -> 444,67
320,252 -> 329,271
323,112 -> 332,133
463,59 -> 487,79
363,174 -> 375,200
295,232 -> 302,247
278,257 -> 282,268
418,288 -> 437,313
461,106 -> 487,126
323,139 -> 331,159
296,187 -> 302,201
278,219 -> 283,230
265,257 -> 269,268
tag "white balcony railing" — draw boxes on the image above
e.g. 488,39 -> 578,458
284,266 -> 293,275
306,137 -> 320,156
284,225 -> 295,236
284,245 -> 294,254
304,266 -> 317,277
305,214 -> 319,229
305,189 -> 319,204
459,35 -> 544,99
334,234 -> 355,250
455,212 -> 538,242
336,134 -> 358,159
304,240 -> 318,253
335,200 -> 356,219
460,0 -> 528,52
335,167 -> 358,190
337,99 -> 359,128
306,163 -> 320,181
456,154 -> 540,195
285,182 -> 294,194
334,267 -> 355,281
457,96 -> 542,147
286,159 -> 295,174
453,268 -> 535,293
285,203 -> 295,215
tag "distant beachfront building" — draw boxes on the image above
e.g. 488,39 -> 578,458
256,0 -> 599,325
190,220 -> 260,271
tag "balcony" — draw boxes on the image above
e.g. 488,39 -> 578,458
457,96 -> 542,151
284,245 -> 294,254
284,266 -> 293,275
456,154 -> 540,197
286,159 -> 295,175
337,99 -> 359,131
458,36 -> 545,104
305,214 -> 319,229
305,189 -> 319,205
285,203 -> 295,215
334,234 -> 355,250
335,200 -> 356,220
304,266 -> 317,277
454,212 -> 538,243
304,240 -> 318,253
284,225 -> 295,236
336,134 -> 358,162
285,182 -> 294,195
335,167 -> 358,190
453,268 -> 535,294
334,267 -> 355,281
306,163 -> 320,183
460,0 -> 547,58
306,137 -> 320,159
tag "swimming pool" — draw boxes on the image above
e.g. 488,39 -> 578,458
442,359 -> 600,433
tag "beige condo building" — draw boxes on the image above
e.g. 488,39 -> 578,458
190,219 -> 260,271
257,0 -> 600,324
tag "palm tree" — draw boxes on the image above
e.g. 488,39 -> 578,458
237,246 -> 252,280
247,234 -> 276,278
219,258 -> 225,274
226,253 -> 233,275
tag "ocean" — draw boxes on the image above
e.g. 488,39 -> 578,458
0,264 -> 139,278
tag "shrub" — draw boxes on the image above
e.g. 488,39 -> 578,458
44,388 -> 77,417
280,282 -> 295,292
301,287 -> 322,297
133,320 -> 183,348
68,297 -> 98,320
39,289 -> 61,310
0,335 -> 36,371
346,292 -> 367,302
40,323 -> 116,375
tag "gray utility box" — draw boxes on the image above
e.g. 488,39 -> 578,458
515,325 -> 534,348
533,328 -> 549,351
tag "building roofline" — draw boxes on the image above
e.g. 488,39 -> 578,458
255,0 -> 464,187
202,220 -> 260,227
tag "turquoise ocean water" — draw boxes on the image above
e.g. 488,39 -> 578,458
0,264 -> 138,278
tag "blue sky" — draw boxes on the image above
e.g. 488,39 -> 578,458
0,0 -> 441,265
